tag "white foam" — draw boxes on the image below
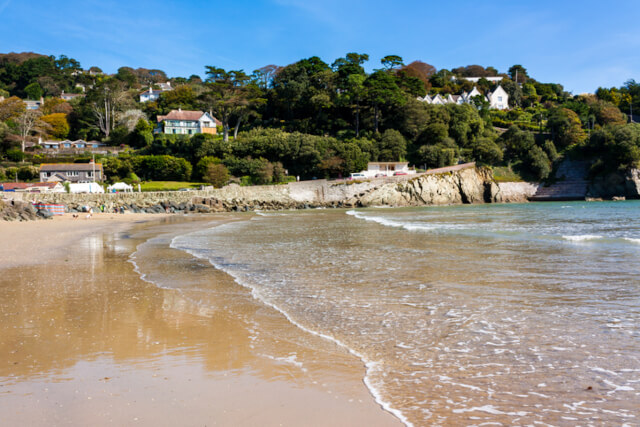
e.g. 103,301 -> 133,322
623,238 -> 640,244
169,228 -> 414,427
562,234 -> 603,242
452,405 -> 528,416
346,210 -> 434,233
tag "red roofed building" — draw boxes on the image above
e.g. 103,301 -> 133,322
156,108 -> 220,135
0,182 -> 65,193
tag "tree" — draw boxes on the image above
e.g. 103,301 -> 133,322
24,82 -> 43,100
41,113 -> 70,139
16,110 -> 46,154
90,80 -> 129,138
508,65 -> 528,84
547,108 -> 587,148
119,109 -> 147,132
364,70 -> 405,133
203,67 -> 255,142
0,96 -> 25,121
376,129 -> 407,161
380,55 -> 404,71
252,64 -> 281,89
205,163 -> 230,188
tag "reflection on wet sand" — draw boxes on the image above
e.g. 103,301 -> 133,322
0,217 -> 399,426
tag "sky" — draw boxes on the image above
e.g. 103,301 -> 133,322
0,0 -> 638,94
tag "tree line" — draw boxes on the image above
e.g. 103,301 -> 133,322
0,52 -> 638,185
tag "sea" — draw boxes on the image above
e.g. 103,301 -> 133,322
136,201 -> 640,426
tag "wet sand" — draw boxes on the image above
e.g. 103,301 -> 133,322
0,213 -> 400,426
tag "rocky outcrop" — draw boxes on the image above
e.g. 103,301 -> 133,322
0,200 -> 53,221
19,165 -> 527,214
495,182 -> 540,203
588,168 -> 640,200
347,167 -> 499,207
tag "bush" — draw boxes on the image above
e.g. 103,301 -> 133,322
17,165 -> 38,181
204,163 -> 230,188
471,137 -> 503,165
526,145 -> 552,180
132,155 -> 192,181
6,149 -> 25,162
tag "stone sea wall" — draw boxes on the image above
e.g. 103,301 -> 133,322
15,164 -> 536,214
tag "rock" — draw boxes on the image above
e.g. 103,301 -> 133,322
37,209 -> 53,219
625,168 -> 640,198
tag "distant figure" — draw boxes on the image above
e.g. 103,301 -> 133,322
296,176 -> 300,182
85,213 -> 92,219
72,214 -> 79,219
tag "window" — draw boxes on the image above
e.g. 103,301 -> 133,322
498,96 -> 503,102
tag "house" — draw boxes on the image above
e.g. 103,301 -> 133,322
139,82 -> 172,102
486,85 -> 509,110
41,139 -> 106,150
0,182 -> 65,193
366,162 -> 416,177
461,76 -> 505,83
39,162 -> 104,183
60,91 -> 85,101
156,109 -> 220,135
418,85 -> 509,110
24,97 -> 44,110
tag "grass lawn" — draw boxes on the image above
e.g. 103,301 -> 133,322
139,181 -> 207,192
492,166 -> 525,182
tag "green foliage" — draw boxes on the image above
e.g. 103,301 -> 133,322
17,165 -> 38,181
138,181 -> 204,192
132,155 -> 192,181
204,163 -> 230,188
526,145 -> 552,179
6,148 -> 25,162
547,107 -> 587,148
24,82 -> 43,100
195,156 -> 222,180
586,123 -> 640,171
376,129 -> 406,161
471,137 -> 503,165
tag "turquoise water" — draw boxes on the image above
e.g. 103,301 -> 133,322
168,201 -> 640,425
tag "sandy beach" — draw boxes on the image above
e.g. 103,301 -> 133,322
0,213 -> 399,426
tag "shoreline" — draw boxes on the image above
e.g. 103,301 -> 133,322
0,213 -> 400,426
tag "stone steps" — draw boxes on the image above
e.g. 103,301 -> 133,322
530,159 -> 590,201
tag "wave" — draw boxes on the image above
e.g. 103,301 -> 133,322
623,237 -> 640,244
169,226 -> 414,427
346,210 -> 435,233
562,234 -> 603,242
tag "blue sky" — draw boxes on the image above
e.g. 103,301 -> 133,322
1,0 -> 638,94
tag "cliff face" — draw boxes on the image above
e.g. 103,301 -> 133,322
19,166 -> 509,213
588,168 -> 640,199
345,167 -> 499,207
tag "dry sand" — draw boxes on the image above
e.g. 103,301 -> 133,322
0,213 -> 400,426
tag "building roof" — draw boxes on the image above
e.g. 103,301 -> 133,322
0,182 -> 60,190
368,162 -> 409,166
40,163 -> 103,172
157,109 -> 205,122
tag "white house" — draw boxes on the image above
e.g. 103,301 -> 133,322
366,162 -> 416,177
139,82 -> 172,102
486,85 -> 509,110
418,85 -> 509,110
156,109 -> 220,135
461,76 -> 505,83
